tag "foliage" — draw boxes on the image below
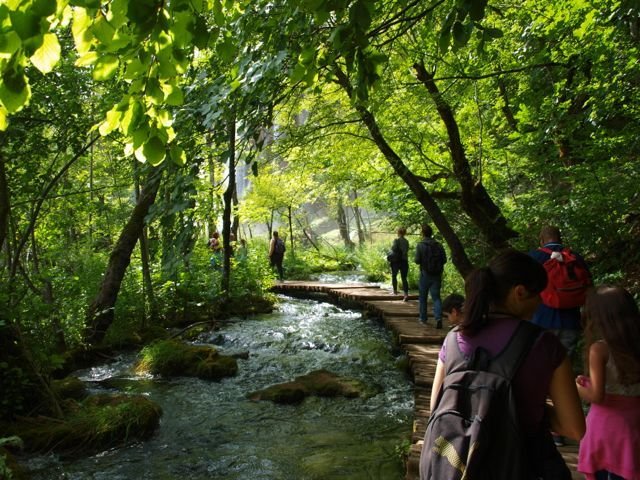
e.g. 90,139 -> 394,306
6,394 -> 162,454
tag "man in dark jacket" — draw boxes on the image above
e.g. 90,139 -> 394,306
414,224 -> 447,328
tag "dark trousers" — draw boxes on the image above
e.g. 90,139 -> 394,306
270,254 -> 284,280
391,260 -> 409,295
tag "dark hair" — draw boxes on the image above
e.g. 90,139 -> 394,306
583,286 -> 640,384
273,231 -> 279,237
539,225 -> 561,244
461,249 -> 547,336
397,227 -> 407,236
442,293 -> 464,314
421,224 -> 433,237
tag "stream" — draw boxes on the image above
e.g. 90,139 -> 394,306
23,290 -> 413,479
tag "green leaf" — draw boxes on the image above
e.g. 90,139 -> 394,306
469,0 -> 488,21
438,30 -> 451,53
0,105 -> 8,131
123,57 -> 146,79
485,27 -> 503,39
121,100 -> 144,134
91,15 -> 116,44
0,68 -> 30,113
452,21 -> 472,49
75,51 -> 98,67
69,0 -> 101,7
350,0 -> 372,31
32,0 -> 58,18
164,85 -> 184,106
71,7 -> 94,55
0,31 -> 21,59
9,11 -> 40,41
216,35 -> 236,63
135,135 -> 166,165
29,33 -> 61,74
127,0 -> 159,34
99,107 -> 123,136
93,54 -> 119,81
170,144 -> 186,166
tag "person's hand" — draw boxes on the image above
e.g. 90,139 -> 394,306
575,375 -> 590,387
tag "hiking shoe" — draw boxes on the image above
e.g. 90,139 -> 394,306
403,295 -> 408,302
553,435 -> 565,447
419,318 -> 427,325
436,320 -> 443,329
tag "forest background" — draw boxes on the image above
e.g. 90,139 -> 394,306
1,0 -> 639,468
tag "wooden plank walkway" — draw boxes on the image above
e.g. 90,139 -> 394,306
272,280 -> 581,480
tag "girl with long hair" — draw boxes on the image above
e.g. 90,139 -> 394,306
577,286 -> 640,480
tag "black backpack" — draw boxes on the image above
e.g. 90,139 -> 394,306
274,238 -> 285,255
419,321 -> 541,480
420,239 -> 446,274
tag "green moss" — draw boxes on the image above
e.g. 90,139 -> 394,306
137,339 -> 238,380
248,369 -> 375,405
51,376 -> 87,401
7,394 -> 161,455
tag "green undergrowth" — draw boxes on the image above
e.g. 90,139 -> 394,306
5,394 -> 162,456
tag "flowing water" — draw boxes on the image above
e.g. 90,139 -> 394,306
24,293 -> 413,480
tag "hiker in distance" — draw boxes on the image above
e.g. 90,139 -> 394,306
387,227 -> 410,301
421,250 -> 585,480
414,224 -> 446,328
269,231 -> 286,281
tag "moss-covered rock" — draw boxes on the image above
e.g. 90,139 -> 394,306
6,394 -> 161,455
248,369 -> 375,404
136,339 -> 238,380
0,437 -> 28,480
52,376 -> 88,401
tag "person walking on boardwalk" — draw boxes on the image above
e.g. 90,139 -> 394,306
529,225 -> 592,446
423,250 -> 585,479
529,225 -> 591,360
442,293 -> 464,328
414,224 -> 446,328
388,227 -> 410,301
269,231 -> 286,281
576,286 -> 640,480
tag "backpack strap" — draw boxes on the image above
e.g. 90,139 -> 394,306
442,321 -> 542,380
442,328 -> 467,375
487,321 -> 542,380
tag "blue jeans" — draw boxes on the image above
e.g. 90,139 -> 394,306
419,271 -> 442,322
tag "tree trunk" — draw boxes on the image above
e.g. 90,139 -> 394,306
334,66 -> 474,276
413,62 -> 519,249
85,167 -> 163,345
207,134 -> 217,236
337,197 -> 355,250
221,115 -> 236,297
0,154 -> 9,255
287,204 -> 294,257
30,230 -> 66,351
351,190 -> 366,245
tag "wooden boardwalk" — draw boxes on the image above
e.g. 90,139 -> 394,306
272,280 -> 581,480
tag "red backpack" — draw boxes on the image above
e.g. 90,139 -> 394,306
539,247 -> 591,309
